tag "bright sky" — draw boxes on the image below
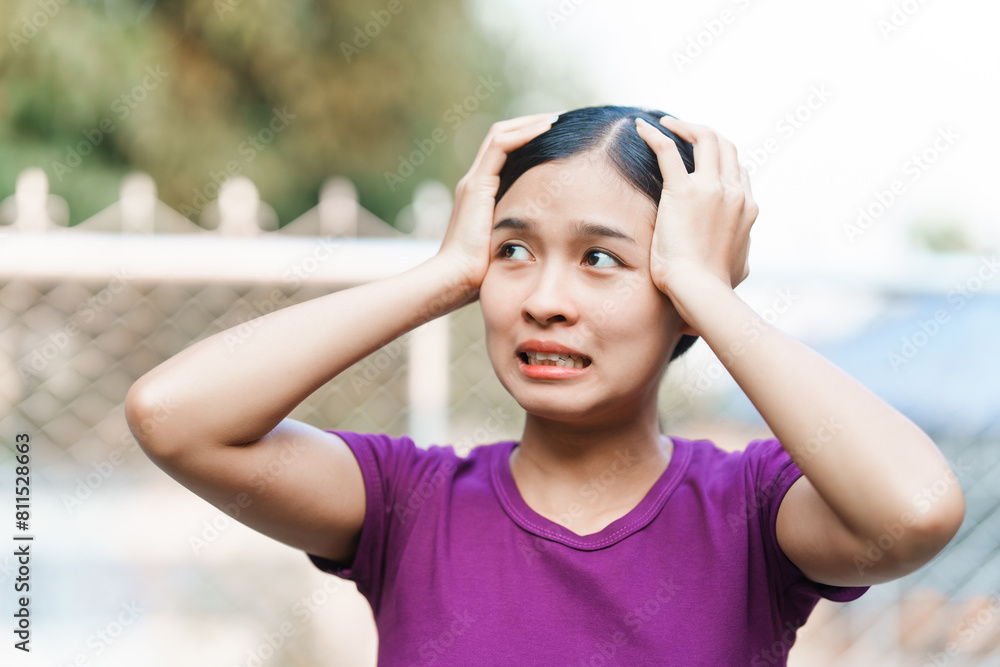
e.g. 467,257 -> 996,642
469,0 -> 1000,271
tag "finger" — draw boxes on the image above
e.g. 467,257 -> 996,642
468,112 -> 563,170
472,118 -> 556,181
741,238 -> 751,284
716,134 -> 741,190
657,116 -> 720,179
635,117 -> 690,189
491,110 -> 566,132
739,165 -> 759,227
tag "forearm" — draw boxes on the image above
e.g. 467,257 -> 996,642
666,273 -> 964,544
127,254 -> 472,451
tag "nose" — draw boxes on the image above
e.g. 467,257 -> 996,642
521,259 -> 579,325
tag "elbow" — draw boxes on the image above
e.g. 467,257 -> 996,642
927,490 -> 967,547
895,492 -> 967,568
124,382 -> 180,461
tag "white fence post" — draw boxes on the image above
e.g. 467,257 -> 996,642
13,167 -> 58,233
408,316 -> 450,448
217,176 -> 263,237
120,172 -> 157,234
319,177 -> 359,237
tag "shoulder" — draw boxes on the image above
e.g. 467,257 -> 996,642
326,430 -> 508,483
673,434 -> 777,484
667,435 -> 802,535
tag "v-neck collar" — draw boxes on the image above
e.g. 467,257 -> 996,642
489,436 -> 692,550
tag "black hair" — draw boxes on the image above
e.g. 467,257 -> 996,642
496,105 -> 699,362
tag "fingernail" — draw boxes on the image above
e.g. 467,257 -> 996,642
547,114 -> 560,124
635,117 -> 649,128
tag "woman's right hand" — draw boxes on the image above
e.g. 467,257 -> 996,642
434,111 -> 561,299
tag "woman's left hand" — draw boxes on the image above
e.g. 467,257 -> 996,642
634,115 -> 758,297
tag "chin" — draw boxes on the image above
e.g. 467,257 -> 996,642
515,396 -> 589,419
505,381 -> 605,423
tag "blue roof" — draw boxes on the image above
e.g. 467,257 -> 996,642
717,293 -> 1000,438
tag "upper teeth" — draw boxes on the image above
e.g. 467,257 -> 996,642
525,351 -> 588,369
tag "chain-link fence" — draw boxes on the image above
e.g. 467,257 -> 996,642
1,216 -> 998,665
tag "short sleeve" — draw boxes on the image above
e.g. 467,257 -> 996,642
746,438 -> 870,604
304,430 -> 426,607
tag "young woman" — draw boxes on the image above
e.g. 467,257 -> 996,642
126,105 -> 966,664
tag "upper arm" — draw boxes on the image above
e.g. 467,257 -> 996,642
775,475 -> 945,588
127,393 -> 366,565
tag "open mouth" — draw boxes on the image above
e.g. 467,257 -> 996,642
518,351 -> 592,369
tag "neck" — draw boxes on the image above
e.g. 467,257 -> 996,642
509,396 -> 673,521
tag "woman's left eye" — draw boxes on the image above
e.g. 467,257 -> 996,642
586,250 -> 622,268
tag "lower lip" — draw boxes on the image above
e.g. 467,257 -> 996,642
517,355 -> 592,379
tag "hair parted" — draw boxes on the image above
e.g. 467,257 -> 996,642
496,105 -> 699,361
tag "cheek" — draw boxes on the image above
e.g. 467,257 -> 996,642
479,270 -> 504,323
612,293 -> 674,349
595,281 -> 662,324
479,272 -> 515,349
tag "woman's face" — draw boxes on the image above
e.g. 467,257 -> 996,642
480,152 -> 689,425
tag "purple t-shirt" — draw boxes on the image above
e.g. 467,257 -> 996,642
306,430 -> 869,665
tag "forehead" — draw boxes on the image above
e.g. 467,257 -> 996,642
494,154 -> 657,233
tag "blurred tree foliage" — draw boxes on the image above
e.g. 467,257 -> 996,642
0,0 -> 548,227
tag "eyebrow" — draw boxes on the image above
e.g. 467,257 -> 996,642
492,217 -> 636,246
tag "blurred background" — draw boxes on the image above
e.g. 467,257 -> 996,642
1,0 -> 999,665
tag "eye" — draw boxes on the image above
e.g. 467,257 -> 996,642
585,249 -> 623,268
499,242 -> 531,261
